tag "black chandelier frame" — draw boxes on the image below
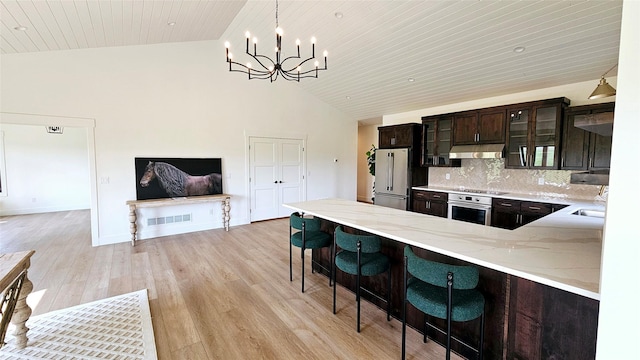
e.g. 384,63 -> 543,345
224,1 -> 328,82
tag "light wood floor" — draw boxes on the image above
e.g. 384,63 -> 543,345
0,210 -> 461,359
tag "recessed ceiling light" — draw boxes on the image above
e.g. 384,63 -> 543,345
335,12 -> 343,19
513,46 -> 526,53
167,22 -> 176,26
346,96 -> 351,100
407,78 -> 415,82
14,25 -> 28,31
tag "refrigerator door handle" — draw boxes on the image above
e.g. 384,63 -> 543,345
388,152 -> 394,191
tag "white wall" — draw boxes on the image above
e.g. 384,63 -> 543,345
596,0 -> 640,357
0,40 -> 357,245
356,123 -> 379,203
0,124 -> 91,215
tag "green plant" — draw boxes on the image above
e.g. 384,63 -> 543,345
366,144 -> 376,176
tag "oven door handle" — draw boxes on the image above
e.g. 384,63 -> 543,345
448,202 -> 492,211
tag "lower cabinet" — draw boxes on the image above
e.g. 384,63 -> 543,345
411,190 -> 448,218
491,198 -> 565,230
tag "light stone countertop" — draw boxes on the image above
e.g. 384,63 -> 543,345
284,198 -> 603,300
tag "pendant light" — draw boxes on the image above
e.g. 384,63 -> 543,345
588,64 -> 617,99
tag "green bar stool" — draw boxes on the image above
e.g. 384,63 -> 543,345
332,226 -> 391,332
402,245 -> 485,360
289,212 -> 332,293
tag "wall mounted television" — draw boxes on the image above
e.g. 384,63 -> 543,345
135,157 -> 222,201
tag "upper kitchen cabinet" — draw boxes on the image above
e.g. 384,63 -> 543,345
452,107 -> 506,145
562,103 -> 614,171
378,123 -> 423,168
505,98 -> 569,169
421,115 -> 461,167
378,123 -> 421,149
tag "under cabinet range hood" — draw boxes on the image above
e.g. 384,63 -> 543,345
570,170 -> 610,185
449,144 -> 505,159
574,112 -> 614,136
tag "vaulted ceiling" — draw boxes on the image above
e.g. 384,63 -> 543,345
0,0 -> 623,121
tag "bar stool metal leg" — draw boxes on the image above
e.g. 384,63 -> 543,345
356,241 -> 362,333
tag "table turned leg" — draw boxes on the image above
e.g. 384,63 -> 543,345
222,197 -> 230,231
10,272 -> 33,349
129,204 -> 137,246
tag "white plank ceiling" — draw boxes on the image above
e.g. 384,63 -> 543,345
0,0 -> 623,121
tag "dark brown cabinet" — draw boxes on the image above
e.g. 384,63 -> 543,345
420,115 -> 461,167
505,98 -> 569,169
378,123 -> 421,149
452,108 -> 506,145
561,103 -> 614,170
411,190 -> 448,218
491,198 -> 560,230
377,123 -> 427,187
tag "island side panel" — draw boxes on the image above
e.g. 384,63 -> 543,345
506,277 -> 599,360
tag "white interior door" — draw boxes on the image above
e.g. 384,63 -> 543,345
250,137 -> 304,221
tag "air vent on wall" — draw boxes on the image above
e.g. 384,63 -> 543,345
147,214 -> 192,226
46,126 -> 64,134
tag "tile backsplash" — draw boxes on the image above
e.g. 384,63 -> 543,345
428,159 -> 607,201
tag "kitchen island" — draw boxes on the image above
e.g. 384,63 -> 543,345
284,198 -> 603,359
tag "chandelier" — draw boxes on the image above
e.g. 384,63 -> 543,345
224,0 -> 328,82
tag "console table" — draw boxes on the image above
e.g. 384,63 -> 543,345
0,250 -> 35,350
126,194 -> 231,246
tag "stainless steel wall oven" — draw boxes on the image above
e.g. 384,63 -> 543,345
447,191 -> 503,226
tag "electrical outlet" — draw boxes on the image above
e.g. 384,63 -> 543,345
445,173 -> 450,180
538,177 -> 545,185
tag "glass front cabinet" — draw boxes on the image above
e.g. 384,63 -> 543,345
505,98 -> 569,169
421,115 -> 461,167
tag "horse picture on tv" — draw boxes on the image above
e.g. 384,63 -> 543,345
135,157 -> 222,200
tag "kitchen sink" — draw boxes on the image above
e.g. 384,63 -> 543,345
571,209 -> 605,218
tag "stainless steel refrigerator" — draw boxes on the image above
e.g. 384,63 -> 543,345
374,148 -> 410,210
